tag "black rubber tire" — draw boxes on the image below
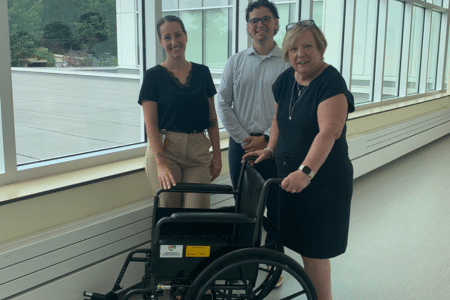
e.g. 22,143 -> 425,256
184,248 -> 317,300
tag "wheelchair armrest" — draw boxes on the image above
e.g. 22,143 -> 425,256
156,183 -> 234,195
170,212 -> 255,224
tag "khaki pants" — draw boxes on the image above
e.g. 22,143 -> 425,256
145,131 -> 211,208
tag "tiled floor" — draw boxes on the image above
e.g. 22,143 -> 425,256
124,134 -> 450,299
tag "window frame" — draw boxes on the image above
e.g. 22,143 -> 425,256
0,1 -> 18,185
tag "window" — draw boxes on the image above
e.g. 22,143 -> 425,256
312,0 -> 344,76
383,0 -> 404,100
351,0 -> 378,104
408,6 -> 425,95
446,29 -> 450,89
162,0 -> 232,70
272,1 -> 297,48
8,0 -> 142,166
427,11 -> 442,91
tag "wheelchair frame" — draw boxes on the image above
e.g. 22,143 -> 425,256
84,159 -> 317,300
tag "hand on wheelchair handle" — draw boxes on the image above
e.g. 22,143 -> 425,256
241,149 -> 270,165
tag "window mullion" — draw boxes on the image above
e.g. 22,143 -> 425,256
300,0 -> 312,20
0,1 -> 18,185
341,0 -> 356,87
373,0 -> 388,102
419,8 -> 432,93
399,2 -> 413,97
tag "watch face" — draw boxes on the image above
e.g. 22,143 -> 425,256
302,166 -> 312,175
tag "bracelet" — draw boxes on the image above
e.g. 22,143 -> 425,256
264,147 -> 274,158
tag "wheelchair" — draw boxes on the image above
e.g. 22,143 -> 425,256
84,158 -> 317,300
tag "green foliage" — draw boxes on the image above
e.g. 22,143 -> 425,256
10,32 -> 36,67
42,21 -> 74,53
8,0 -> 44,40
33,47 -> 56,67
75,12 -> 110,52
8,0 -> 118,64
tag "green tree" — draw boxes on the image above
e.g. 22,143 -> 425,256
75,12 -> 109,52
79,0 -> 117,56
33,47 -> 56,67
7,0 -> 44,40
10,32 -> 37,67
42,21 -> 75,53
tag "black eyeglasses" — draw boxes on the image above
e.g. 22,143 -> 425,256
248,16 -> 272,27
286,19 -> 316,31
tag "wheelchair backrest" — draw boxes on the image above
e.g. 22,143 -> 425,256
235,165 -> 268,245
236,165 -> 266,218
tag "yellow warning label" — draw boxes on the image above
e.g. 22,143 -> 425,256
186,246 -> 211,257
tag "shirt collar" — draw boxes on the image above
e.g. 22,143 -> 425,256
247,43 -> 283,59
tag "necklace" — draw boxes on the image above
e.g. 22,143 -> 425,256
288,80 -> 308,120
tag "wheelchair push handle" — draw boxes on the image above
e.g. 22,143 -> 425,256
242,157 -> 284,185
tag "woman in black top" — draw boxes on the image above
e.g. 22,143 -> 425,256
138,16 -> 221,208
244,20 -> 354,300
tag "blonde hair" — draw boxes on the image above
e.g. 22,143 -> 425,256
282,24 -> 327,62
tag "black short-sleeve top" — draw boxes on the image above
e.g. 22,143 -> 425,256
272,65 -> 355,180
138,62 -> 217,132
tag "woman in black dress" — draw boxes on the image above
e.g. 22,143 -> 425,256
243,20 -> 354,300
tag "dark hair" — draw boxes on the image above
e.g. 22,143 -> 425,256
156,15 -> 187,39
245,0 -> 280,22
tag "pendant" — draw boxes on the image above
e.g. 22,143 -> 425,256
289,116 -> 292,120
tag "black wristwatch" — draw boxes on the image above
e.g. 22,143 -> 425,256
263,134 -> 270,143
299,165 -> 315,179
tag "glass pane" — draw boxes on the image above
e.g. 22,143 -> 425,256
180,0 -> 202,9
162,0 -> 178,10
180,10 -> 203,64
446,28 -> 450,90
204,9 -> 229,69
351,0 -> 378,104
408,6 -> 425,95
8,0 -> 142,165
203,0 -> 230,6
433,0 -> 443,6
317,1 -> 343,72
427,11 -> 441,91
274,3 -> 296,50
382,0 -> 404,100
312,0 -> 324,29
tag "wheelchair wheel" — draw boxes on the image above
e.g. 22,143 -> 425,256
184,248 -> 317,300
